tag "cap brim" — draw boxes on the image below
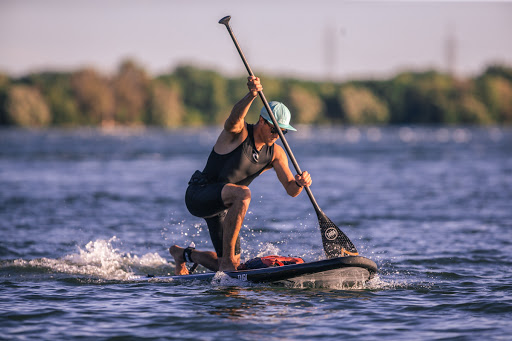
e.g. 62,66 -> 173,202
278,123 -> 297,131
263,117 -> 297,131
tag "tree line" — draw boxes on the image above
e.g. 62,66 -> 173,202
0,60 -> 511,127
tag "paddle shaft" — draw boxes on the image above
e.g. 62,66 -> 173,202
219,16 -> 322,215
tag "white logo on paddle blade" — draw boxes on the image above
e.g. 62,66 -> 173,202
325,227 -> 338,240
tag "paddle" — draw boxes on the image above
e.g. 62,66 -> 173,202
219,16 -> 359,258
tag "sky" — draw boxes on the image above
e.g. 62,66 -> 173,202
1,0 -> 511,82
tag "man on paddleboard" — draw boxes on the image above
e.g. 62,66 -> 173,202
170,76 -> 312,274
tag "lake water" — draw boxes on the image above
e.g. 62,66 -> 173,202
1,126 -> 511,340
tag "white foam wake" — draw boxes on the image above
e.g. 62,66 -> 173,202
11,237 -> 171,281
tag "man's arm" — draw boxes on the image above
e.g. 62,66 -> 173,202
224,76 -> 262,134
272,145 -> 312,197
213,77 -> 262,153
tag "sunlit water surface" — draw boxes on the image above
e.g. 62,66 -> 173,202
1,126 -> 511,340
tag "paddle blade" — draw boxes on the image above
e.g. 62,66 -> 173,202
318,213 -> 359,258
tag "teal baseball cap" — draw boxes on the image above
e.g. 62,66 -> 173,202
260,101 -> 297,131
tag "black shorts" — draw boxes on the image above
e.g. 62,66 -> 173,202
185,172 -> 240,257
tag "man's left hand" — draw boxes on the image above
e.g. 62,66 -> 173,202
295,171 -> 312,188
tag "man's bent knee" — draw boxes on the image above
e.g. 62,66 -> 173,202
222,184 -> 251,207
235,186 -> 251,202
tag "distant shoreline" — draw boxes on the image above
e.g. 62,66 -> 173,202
1,62 -> 511,127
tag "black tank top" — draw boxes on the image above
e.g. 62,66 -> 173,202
202,124 -> 274,186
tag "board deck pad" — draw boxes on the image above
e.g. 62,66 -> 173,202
144,256 -> 377,287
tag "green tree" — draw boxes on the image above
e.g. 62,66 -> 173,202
384,71 -> 457,124
112,59 -> 150,124
5,85 -> 51,126
318,82 -> 343,123
71,68 -> 115,125
338,85 -> 389,124
0,73 -> 10,125
19,72 -> 80,125
456,94 -> 493,124
482,65 -> 512,83
287,85 -> 323,124
476,73 -> 512,123
171,65 -> 230,125
148,81 -> 185,127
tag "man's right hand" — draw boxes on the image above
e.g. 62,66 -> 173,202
247,76 -> 262,97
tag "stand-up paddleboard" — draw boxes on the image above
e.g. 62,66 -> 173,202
145,256 -> 377,287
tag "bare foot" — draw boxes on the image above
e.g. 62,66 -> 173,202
218,257 -> 239,272
169,245 -> 189,275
